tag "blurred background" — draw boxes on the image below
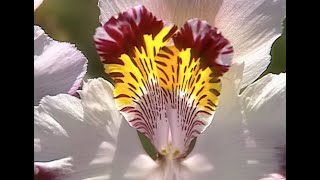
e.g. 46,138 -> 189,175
34,0 -> 286,80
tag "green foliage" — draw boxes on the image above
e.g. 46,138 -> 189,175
261,18 -> 286,76
137,131 -> 158,160
35,0 -> 107,79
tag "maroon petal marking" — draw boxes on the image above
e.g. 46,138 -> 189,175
173,19 -> 234,75
34,165 -> 57,180
34,159 -> 73,180
95,5 -> 174,64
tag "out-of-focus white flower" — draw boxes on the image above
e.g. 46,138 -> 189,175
260,173 -> 286,180
34,0 -> 88,105
34,0 -> 43,11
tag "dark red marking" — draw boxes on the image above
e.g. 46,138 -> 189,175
198,94 -> 207,102
157,53 -> 170,59
161,46 -> 174,56
114,79 -> 124,83
155,60 -> 168,67
95,5 -> 177,66
115,94 -> 132,99
130,72 -> 139,83
129,118 -> 143,123
204,105 -> 214,111
172,19 -> 233,74
209,88 -> 221,96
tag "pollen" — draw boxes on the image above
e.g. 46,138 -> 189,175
161,149 -> 168,155
173,150 -> 180,157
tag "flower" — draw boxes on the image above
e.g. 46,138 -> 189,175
34,0 -> 286,179
34,0 -> 88,105
34,79 -> 122,179
260,174 -> 286,180
34,74 -> 285,179
34,0 -> 43,11
98,0 -> 286,89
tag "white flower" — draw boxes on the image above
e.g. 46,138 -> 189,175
34,0 -> 88,105
34,0 -> 43,11
98,0 -> 286,89
34,0 -> 286,179
259,174 -> 286,180
34,78 -> 122,179
34,74 -> 285,180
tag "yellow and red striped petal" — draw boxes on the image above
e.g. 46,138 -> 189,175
94,5 -> 233,158
95,5 -> 177,153
173,19 -> 234,74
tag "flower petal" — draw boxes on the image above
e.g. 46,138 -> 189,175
78,78 -> 123,141
259,173 -> 286,180
98,0 -> 142,25
108,120 -> 151,179
190,67 -> 286,179
34,26 -> 88,105
34,157 -> 73,180
34,78 -> 121,179
94,5 -> 177,65
149,0 -> 225,28
180,154 -> 214,179
240,73 -> 286,176
96,6 -> 234,156
189,63 -> 252,180
95,5 -> 177,154
98,0 -> 285,88
34,0 -> 43,11
98,0 -> 223,28
215,0 -> 286,88
124,154 -> 158,179
155,19 -> 233,156
112,122 -> 191,180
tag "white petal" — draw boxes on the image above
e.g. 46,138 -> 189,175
78,78 -> 122,141
240,73 -> 286,176
124,154 -> 158,179
112,119 -> 208,180
190,68 -> 285,179
34,0 -> 43,11
109,121 -> 150,179
215,0 -> 286,88
144,0 -> 222,27
98,0 -> 141,25
190,63 -> 253,180
182,154 -> 214,173
259,173 -> 286,180
98,0 -> 285,89
34,138 -> 41,152
34,26 -> 88,105
98,0 -> 221,27
34,78 -> 121,179
34,157 -> 74,180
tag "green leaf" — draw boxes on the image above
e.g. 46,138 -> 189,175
137,131 -> 158,160
261,18 -> 286,76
